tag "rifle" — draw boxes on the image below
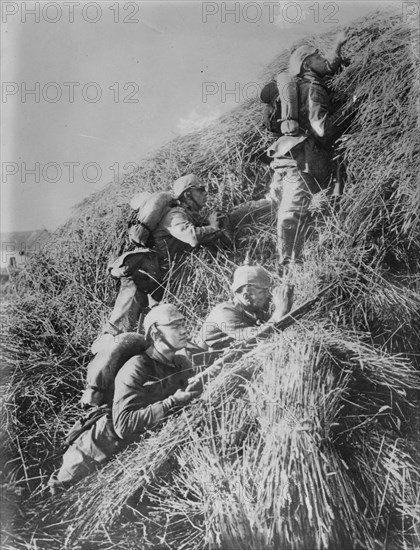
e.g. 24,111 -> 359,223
188,282 -> 335,389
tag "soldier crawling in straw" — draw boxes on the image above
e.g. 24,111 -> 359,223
192,265 -> 294,366
48,304 -> 200,494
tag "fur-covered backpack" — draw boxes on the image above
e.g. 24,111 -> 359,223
80,332 -> 148,408
108,192 -> 177,283
128,191 -> 178,247
260,72 -> 300,136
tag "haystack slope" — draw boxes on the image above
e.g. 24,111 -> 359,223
2,7 -> 420,550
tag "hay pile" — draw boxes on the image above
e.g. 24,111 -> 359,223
2,6 -> 419,550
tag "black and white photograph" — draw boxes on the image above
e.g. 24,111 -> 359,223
1,1 -> 419,548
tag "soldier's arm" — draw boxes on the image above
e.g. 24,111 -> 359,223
194,319 -> 235,351
308,84 -> 346,142
165,208 -> 220,248
326,30 -> 349,74
199,304 -> 263,346
112,358 -> 179,440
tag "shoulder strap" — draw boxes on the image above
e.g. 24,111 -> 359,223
64,405 -> 111,448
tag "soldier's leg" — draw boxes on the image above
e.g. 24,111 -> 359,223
48,443 -> 99,495
226,198 -> 276,234
105,277 -> 149,335
273,165 -> 313,265
293,171 -> 322,257
48,414 -> 122,495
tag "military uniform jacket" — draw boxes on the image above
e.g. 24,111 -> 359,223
153,206 -> 220,267
195,300 -> 269,352
113,349 -> 194,441
268,68 -> 346,185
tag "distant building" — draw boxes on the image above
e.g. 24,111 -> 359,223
0,229 -> 50,277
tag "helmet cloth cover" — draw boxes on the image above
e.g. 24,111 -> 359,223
231,266 -> 272,294
144,304 -> 185,337
172,174 -> 204,199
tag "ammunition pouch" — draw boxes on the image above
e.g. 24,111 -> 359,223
108,248 -> 164,292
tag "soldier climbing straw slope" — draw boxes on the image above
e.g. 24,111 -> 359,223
265,31 -> 350,270
98,174 -> 223,342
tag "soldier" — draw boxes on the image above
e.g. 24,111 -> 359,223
192,265 -> 293,364
101,174 -> 223,342
48,304 -> 199,494
268,31 -> 349,269
112,304 -> 200,442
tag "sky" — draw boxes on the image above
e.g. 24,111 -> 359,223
1,0 -> 393,234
